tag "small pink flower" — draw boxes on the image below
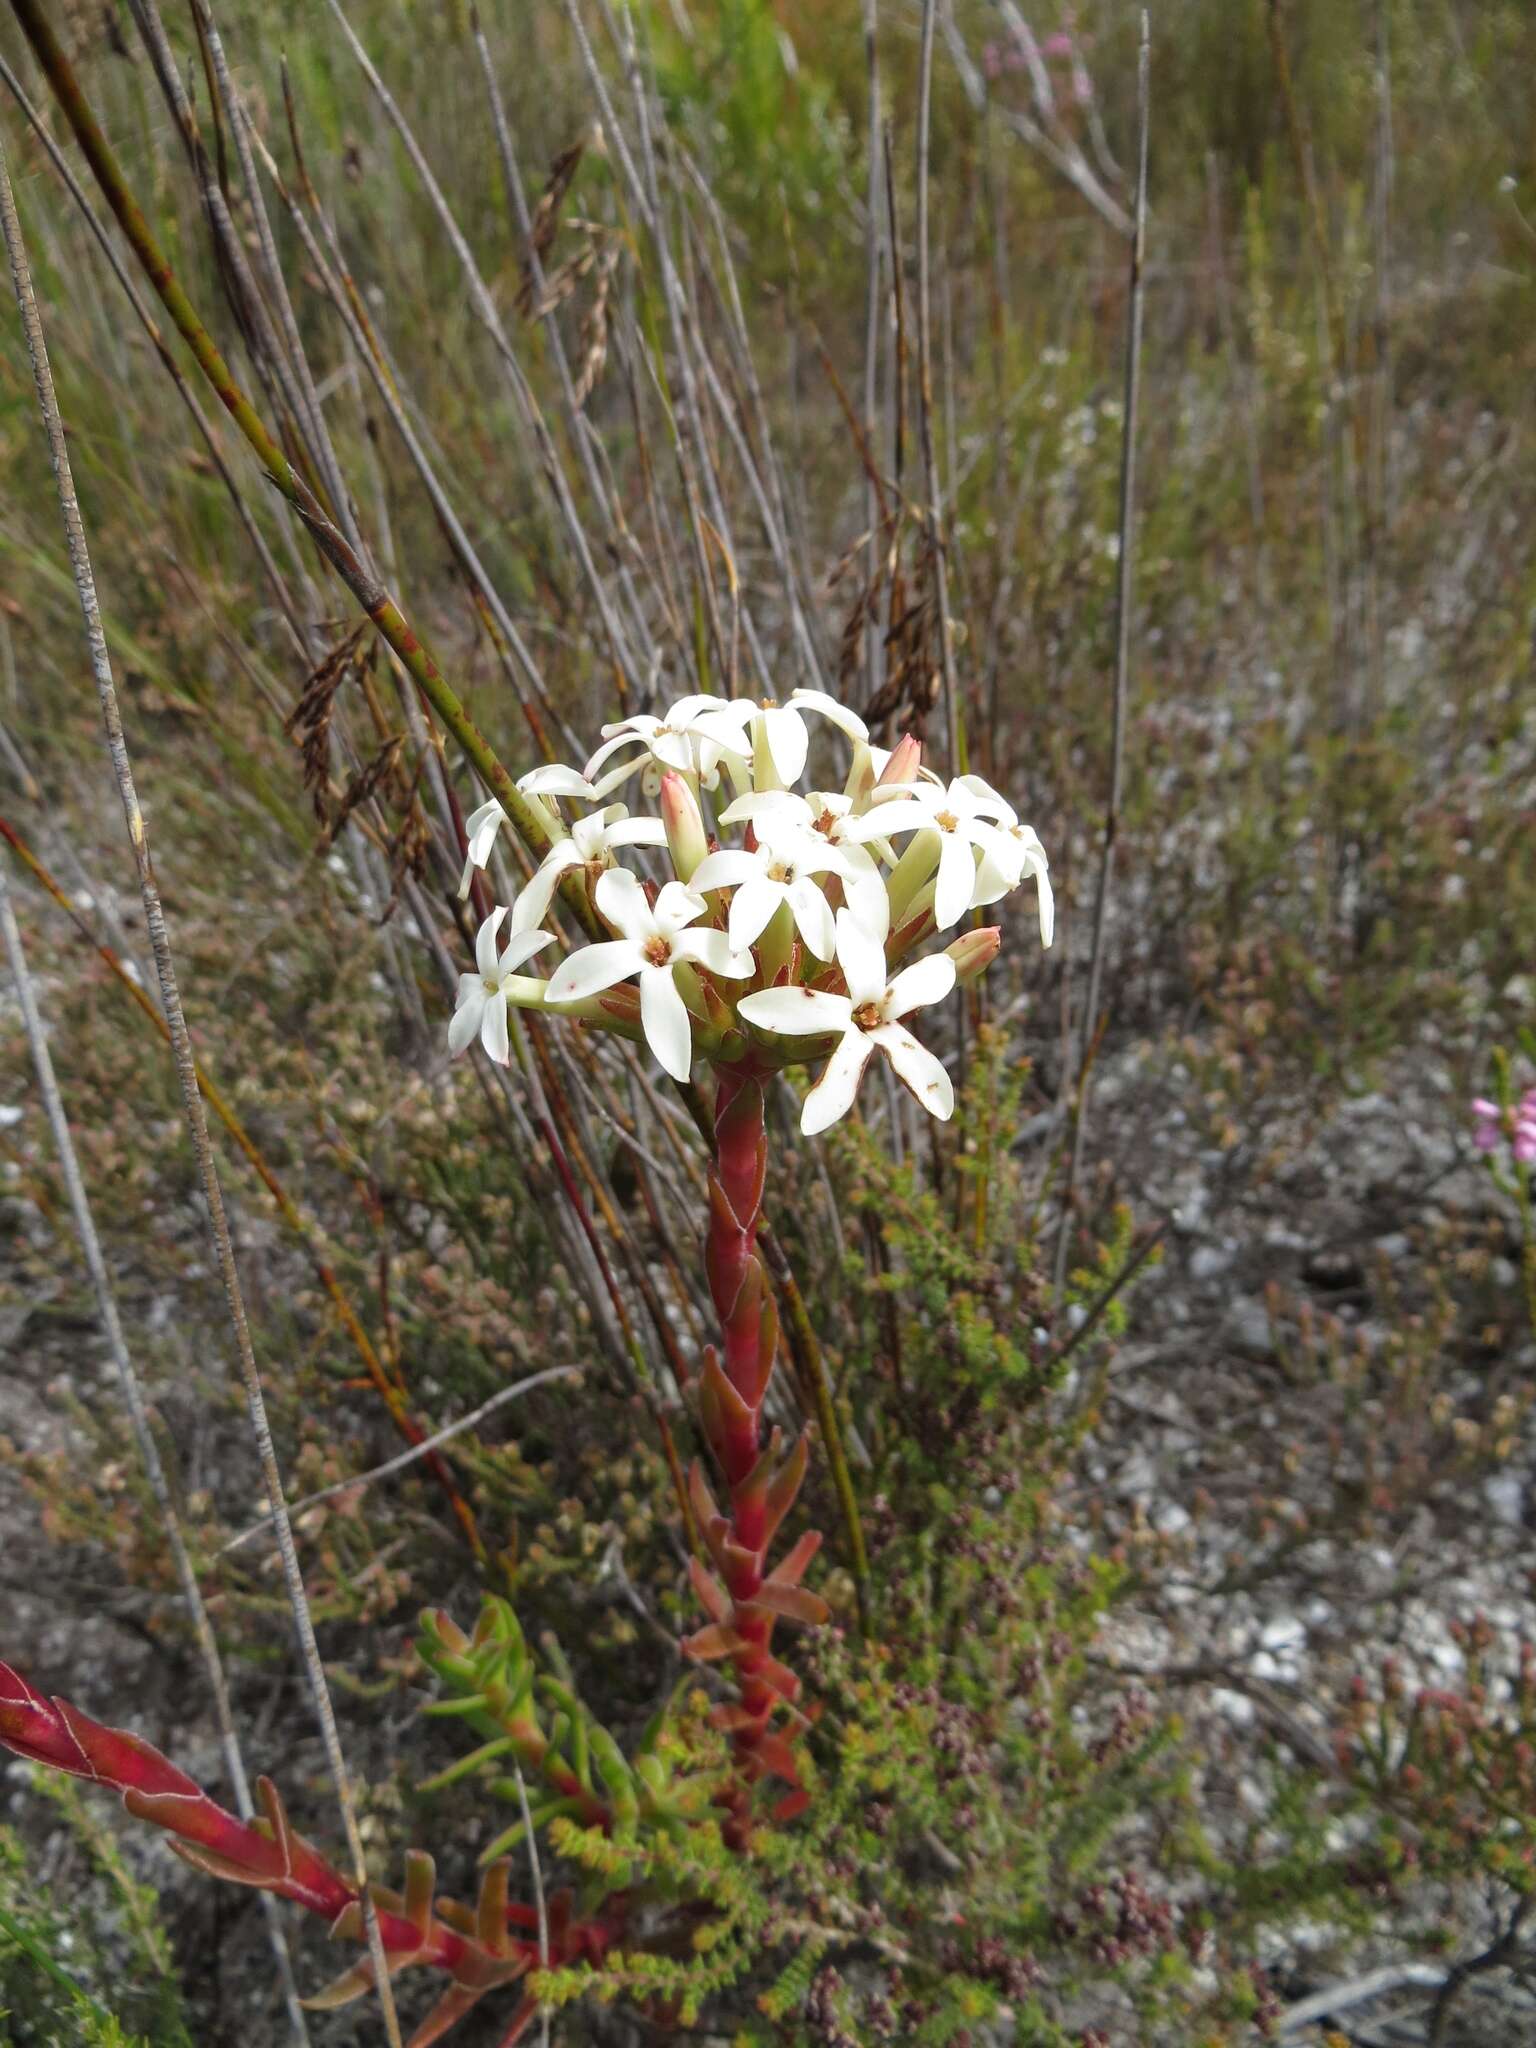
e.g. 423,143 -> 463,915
1471,1097 -> 1503,1150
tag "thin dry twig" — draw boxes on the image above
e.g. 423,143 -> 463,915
0,131 -> 405,2048
916,0 -> 961,779
1052,15 -> 1149,1297
221,1366 -> 582,1555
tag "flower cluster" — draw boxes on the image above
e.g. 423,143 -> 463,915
450,689 -> 1051,1132
1472,1087 -> 1536,1166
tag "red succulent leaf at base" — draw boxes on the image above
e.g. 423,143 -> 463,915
0,1658 -> 614,2045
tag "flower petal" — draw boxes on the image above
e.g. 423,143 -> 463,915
639,965 -> 694,1081
738,986 -> 853,1037
788,688 -> 869,744
718,789 -> 812,831
690,847 -> 761,894
518,765 -> 596,800
842,797 -> 935,841
594,865 -> 651,938
840,847 -> 891,939
463,797 -> 506,866
932,832 -> 977,931
583,729 -> 649,779
761,705 -> 809,786
886,951 -> 956,1019
480,988 -> 511,1066
833,906 -> 889,1004
653,880 -> 708,933
511,846 -> 579,931
787,876 -> 836,961
448,982 -> 485,1055
547,939 -> 646,1003
954,772 -> 1016,823
802,1028 -> 874,1135
1034,866 -> 1055,948
474,905 -> 508,979
873,1022 -> 953,1121
675,927 -> 753,978
603,815 -> 668,850
498,927 -> 556,975
651,729 -> 698,774
727,873 -> 783,951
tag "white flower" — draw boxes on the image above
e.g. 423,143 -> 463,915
717,788 -> 889,934
509,803 -> 667,931
582,696 -> 748,797
737,910 -> 956,1134
690,815 -> 862,962
449,908 -> 555,1065
950,777 -> 1054,946
845,775 -> 1030,931
545,868 -> 751,1081
697,688 -> 868,789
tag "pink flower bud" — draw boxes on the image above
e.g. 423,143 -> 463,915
659,770 -> 708,882
946,926 -> 1001,985
876,734 -> 922,788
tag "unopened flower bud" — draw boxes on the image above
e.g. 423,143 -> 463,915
659,771 -> 708,882
876,733 -> 922,787
946,926 -> 1001,985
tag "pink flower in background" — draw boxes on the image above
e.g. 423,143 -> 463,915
981,19 -> 1094,103
1516,1089 -> 1536,1165
1472,1088 -> 1536,1164
1472,1096 -> 1504,1151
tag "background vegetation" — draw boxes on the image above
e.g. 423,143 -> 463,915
0,1 -> 1533,2042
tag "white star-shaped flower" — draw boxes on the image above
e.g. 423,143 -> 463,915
582,696 -> 748,797
690,814 -> 862,962
738,910 -> 956,1134
718,788 -> 889,933
508,803 -> 667,932
944,776 -> 1054,945
458,766 -> 614,897
448,908 -> 555,1065
545,868 -> 752,1081
845,775 -> 1028,931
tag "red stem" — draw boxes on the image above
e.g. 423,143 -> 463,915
687,1070 -> 824,1838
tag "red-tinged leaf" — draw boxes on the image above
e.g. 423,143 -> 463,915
257,1777 -> 295,1875
490,1993 -> 543,2048
706,1169 -> 749,1242
755,1731 -> 803,1787
753,1292 -> 779,1402
402,1850 -> 436,1942
688,1556 -> 733,1625
688,1457 -> 722,1533
683,1622 -> 747,1662
475,1859 -> 510,1954
748,1581 -> 830,1627
167,1836 -> 281,1889
766,1529 -> 823,1591
709,1701 -> 766,1733
761,1433 -> 809,1550
772,1785 -> 812,1824
301,1954 -> 378,2012
753,1653 -> 802,1704
719,1535 -> 761,1584
406,1985 -> 483,2048
699,1349 -> 755,1471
